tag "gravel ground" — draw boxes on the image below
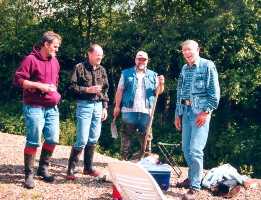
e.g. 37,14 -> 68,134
0,132 -> 260,200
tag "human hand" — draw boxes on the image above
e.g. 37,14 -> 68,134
86,85 -> 102,94
38,83 -> 57,93
174,116 -> 182,131
158,75 -> 165,85
101,108 -> 108,121
195,112 -> 209,127
113,106 -> 121,118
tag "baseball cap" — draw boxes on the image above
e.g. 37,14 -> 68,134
136,51 -> 148,60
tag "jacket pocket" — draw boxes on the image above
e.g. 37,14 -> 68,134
192,73 -> 206,94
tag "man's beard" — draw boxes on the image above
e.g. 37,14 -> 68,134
137,64 -> 146,70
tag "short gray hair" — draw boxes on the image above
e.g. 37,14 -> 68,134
181,40 -> 199,48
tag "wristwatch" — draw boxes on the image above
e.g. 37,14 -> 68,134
203,108 -> 211,114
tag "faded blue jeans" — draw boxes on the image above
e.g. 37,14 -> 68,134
73,100 -> 103,149
23,105 -> 60,147
182,106 -> 211,189
122,112 -> 149,133
120,112 -> 150,159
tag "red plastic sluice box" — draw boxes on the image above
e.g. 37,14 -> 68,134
112,184 -> 122,200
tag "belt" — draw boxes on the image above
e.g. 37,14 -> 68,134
181,99 -> 192,106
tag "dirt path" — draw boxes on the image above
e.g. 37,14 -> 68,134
0,132 -> 260,200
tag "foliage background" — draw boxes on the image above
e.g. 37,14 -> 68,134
0,0 -> 260,177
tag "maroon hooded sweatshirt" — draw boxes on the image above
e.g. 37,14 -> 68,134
14,47 -> 61,107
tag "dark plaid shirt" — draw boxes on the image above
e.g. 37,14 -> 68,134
69,61 -> 109,108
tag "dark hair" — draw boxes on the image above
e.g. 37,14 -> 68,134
35,31 -> 62,49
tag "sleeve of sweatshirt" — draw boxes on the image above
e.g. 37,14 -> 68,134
54,58 -> 60,86
13,56 -> 32,88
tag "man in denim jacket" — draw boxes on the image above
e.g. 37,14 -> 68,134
174,40 -> 220,199
113,51 -> 165,160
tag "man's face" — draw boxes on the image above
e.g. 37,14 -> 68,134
182,43 -> 200,65
45,38 -> 60,57
88,47 -> 104,66
135,57 -> 148,70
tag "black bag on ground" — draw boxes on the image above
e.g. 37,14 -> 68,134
218,179 -> 238,193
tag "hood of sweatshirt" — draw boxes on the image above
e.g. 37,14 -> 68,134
14,47 -> 61,107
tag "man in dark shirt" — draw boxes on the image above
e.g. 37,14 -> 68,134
66,44 -> 109,180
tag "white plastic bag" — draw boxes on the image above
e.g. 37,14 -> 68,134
110,118 -> 118,139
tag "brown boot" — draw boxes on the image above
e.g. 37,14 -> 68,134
24,152 -> 36,189
66,147 -> 82,180
37,143 -> 55,183
83,144 -> 101,177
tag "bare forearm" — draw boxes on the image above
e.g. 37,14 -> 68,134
22,80 -> 56,92
22,80 -> 42,90
158,84 -> 164,94
157,75 -> 165,95
114,88 -> 123,108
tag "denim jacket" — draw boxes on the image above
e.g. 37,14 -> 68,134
175,57 -> 220,116
121,67 -> 157,108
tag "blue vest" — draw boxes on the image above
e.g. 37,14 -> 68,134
121,67 -> 157,108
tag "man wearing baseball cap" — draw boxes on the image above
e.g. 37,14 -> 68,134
113,50 -> 165,160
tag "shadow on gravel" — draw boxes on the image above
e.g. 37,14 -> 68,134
51,157 -> 108,168
0,164 -> 24,184
46,158 -> 113,187
165,190 -> 184,199
88,192 -> 112,200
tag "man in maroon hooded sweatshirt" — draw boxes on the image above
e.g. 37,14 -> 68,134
14,31 -> 62,189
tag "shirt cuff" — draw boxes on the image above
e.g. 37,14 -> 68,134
79,86 -> 86,94
203,107 -> 212,113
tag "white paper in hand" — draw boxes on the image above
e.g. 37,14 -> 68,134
110,118 -> 118,139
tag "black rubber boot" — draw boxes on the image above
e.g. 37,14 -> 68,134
121,123 -> 136,160
66,147 -> 82,180
37,148 -> 54,182
83,144 -> 101,177
24,153 -> 35,189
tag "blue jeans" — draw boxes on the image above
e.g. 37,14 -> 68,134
74,100 -> 102,149
182,106 -> 211,189
121,112 -> 150,159
23,105 -> 60,147
122,112 -> 149,133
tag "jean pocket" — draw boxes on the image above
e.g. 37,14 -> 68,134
53,105 -> 59,112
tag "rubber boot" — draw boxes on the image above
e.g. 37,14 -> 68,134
121,123 -> 135,160
37,143 -> 55,183
66,147 -> 82,180
24,153 -> 35,189
83,144 -> 101,177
